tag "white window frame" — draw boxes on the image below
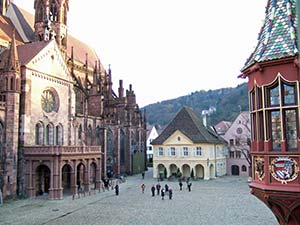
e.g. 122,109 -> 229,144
158,147 -> 164,156
183,147 -> 189,156
196,147 -> 202,156
170,147 -> 176,156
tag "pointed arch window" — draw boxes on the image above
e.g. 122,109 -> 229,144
0,121 -> 4,144
46,123 -> 54,145
35,2 -> 44,22
131,131 -> 137,153
95,126 -> 102,146
49,0 -> 58,22
78,124 -> 82,145
120,130 -> 126,165
107,129 -> 114,164
87,124 -> 93,145
55,124 -> 63,145
35,122 -> 44,145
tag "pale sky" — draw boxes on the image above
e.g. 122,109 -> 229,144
13,0 -> 267,107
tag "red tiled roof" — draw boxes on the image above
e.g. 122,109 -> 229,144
0,40 -> 49,67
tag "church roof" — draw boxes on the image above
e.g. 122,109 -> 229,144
4,3 -> 101,68
0,15 -> 23,45
151,107 -> 224,145
241,0 -> 299,72
0,40 -> 49,67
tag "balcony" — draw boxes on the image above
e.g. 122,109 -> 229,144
24,145 -> 102,156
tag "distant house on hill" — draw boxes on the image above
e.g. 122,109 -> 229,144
221,112 -> 250,176
151,107 -> 226,180
146,125 -> 159,165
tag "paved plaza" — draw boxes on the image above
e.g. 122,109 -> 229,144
0,169 -> 278,225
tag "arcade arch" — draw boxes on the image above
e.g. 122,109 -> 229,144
195,164 -> 204,179
182,164 -> 191,178
35,164 -> 51,196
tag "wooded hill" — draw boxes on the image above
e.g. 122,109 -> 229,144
142,82 -> 249,128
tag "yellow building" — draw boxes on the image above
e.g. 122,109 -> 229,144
152,107 -> 226,180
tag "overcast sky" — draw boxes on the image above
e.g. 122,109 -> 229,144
13,0 -> 267,107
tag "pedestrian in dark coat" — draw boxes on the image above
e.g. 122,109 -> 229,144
156,183 -> 161,195
169,188 -> 173,200
161,188 -> 165,200
179,181 -> 183,191
187,182 -> 192,192
142,172 -> 145,179
151,185 -> 156,197
165,184 -> 169,192
115,184 -> 119,196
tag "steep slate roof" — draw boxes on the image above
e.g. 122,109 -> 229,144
242,0 -> 299,71
151,107 -> 224,145
0,15 -> 23,45
0,40 -> 50,67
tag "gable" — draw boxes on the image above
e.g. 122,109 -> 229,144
163,130 -> 193,145
25,40 -> 69,80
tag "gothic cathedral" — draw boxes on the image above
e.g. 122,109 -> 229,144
0,0 -> 147,200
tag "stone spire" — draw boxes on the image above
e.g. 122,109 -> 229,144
241,0 -> 299,73
5,29 -> 19,73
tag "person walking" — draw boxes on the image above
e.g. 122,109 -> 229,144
161,188 -> 165,200
187,182 -> 192,192
179,181 -> 183,191
151,185 -> 156,197
165,184 -> 169,192
156,183 -> 161,195
141,184 -> 145,193
142,172 -> 145,179
169,188 -> 173,200
115,184 -> 119,196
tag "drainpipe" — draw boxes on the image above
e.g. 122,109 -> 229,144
214,144 -> 217,177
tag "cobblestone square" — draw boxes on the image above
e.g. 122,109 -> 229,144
0,169 -> 278,225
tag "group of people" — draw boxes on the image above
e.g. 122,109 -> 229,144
142,183 -> 173,200
140,178 -> 193,200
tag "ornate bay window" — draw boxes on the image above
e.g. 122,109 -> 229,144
250,77 -> 299,152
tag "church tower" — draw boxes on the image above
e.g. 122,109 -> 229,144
34,0 -> 69,54
1,30 -> 21,199
0,0 -> 9,15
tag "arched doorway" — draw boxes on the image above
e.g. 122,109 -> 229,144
157,164 -> 166,180
77,163 -> 86,192
169,164 -> 178,178
182,164 -> 191,178
195,164 -> 204,179
209,164 -> 215,179
35,165 -> 51,196
231,165 -> 240,175
62,164 -> 72,194
90,162 -> 97,190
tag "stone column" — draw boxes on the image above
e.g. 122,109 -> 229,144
49,160 -> 54,200
70,160 -> 77,196
26,159 -> 34,198
95,157 -> 102,190
84,159 -> 90,192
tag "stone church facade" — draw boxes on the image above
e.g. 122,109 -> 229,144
0,0 -> 147,200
